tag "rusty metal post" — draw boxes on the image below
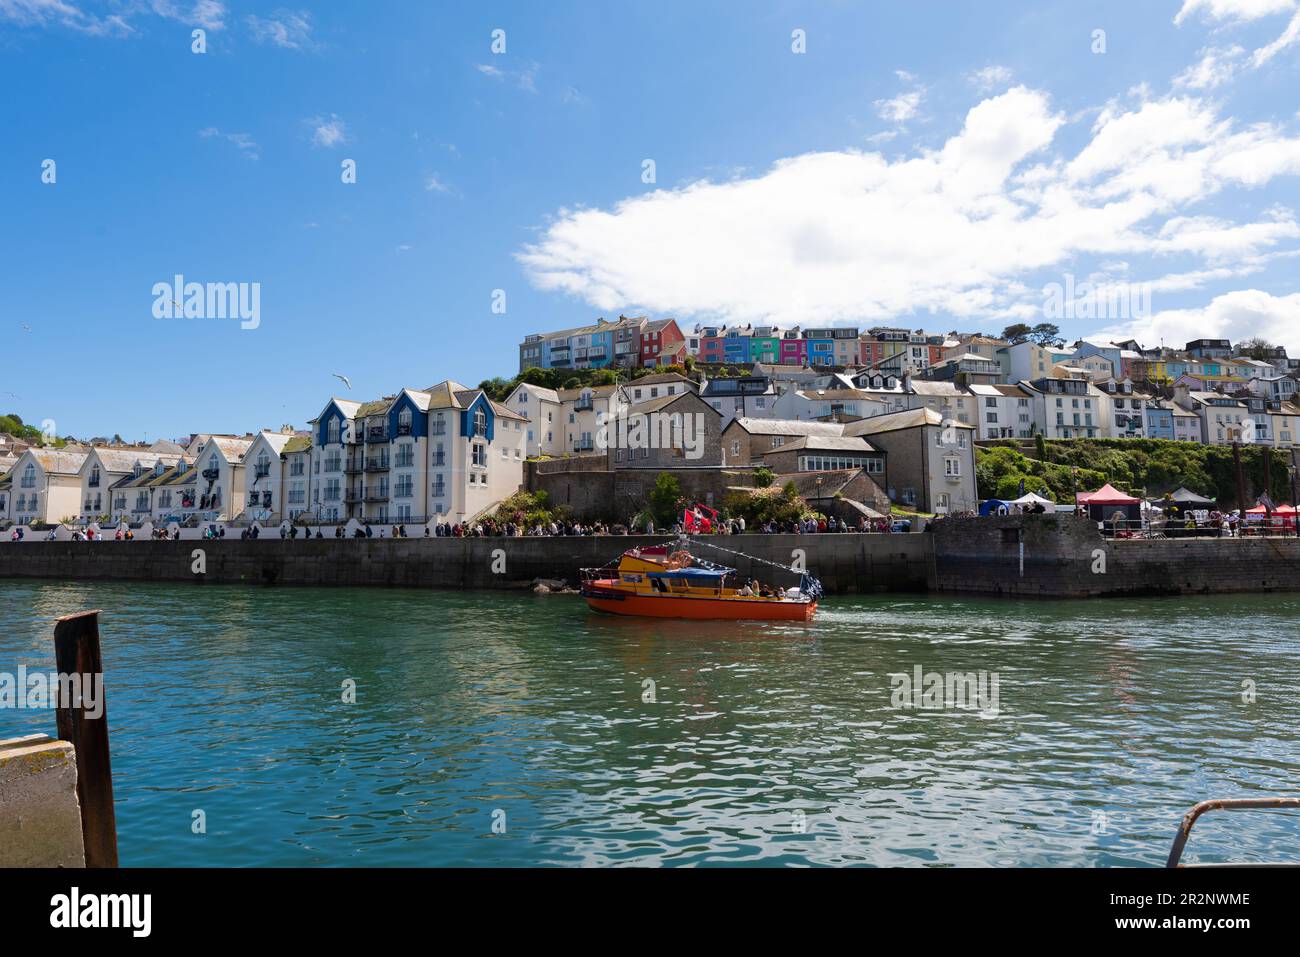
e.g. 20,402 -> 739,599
53,609 -> 119,868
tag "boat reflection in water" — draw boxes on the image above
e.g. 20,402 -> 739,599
580,541 -> 821,622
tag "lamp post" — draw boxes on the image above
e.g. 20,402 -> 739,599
1289,450 -> 1298,537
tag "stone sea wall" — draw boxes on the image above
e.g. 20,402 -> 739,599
3,518 -> 1299,598
929,513 -> 1300,598
0,533 -> 932,595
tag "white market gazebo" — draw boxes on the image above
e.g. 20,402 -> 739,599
1010,492 -> 1059,512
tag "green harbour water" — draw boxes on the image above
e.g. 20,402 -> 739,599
1,577 -> 1297,867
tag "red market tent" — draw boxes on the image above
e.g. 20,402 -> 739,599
1076,483 -> 1141,505
1076,484 -> 1142,524
1245,504 -> 1297,529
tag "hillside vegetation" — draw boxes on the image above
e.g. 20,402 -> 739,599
976,438 -> 1296,507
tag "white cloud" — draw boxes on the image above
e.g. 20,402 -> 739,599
1252,8 -> 1300,63
1174,0 -> 1300,72
198,126 -> 258,159
1174,0 -> 1294,24
247,9 -> 313,49
875,89 -> 923,123
1098,288 -> 1300,353
969,65 -> 1014,90
1173,45 -> 1245,88
474,61 -> 539,94
423,174 -> 450,193
518,86 -> 1300,325
0,0 -> 132,35
2,0 -> 225,34
307,114 -> 349,148
874,71 -> 925,124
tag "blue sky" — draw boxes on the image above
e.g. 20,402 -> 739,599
2,0 -> 1300,440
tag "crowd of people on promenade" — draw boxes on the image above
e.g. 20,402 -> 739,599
6,513 -> 924,542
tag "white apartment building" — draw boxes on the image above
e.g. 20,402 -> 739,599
311,380 -> 527,525
505,383 -> 564,457
1020,373 -> 1108,439
968,384 -> 1035,439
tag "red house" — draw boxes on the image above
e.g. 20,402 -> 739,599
639,318 -> 685,367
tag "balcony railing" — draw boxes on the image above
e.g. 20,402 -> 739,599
364,487 -> 390,502
574,397 -> 594,411
395,423 -> 412,437
133,504 -> 150,513
254,466 -> 271,478
202,467 -> 220,481
364,458 -> 390,472
431,485 -> 446,498
344,490 -> 362,503
365,426 -> 388,443
88,478 -> 101,488
574,438 -> 595,451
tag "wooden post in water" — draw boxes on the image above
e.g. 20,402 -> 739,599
53,609 -> 119,868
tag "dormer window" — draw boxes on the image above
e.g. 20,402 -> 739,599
327,419 -> 341,444
474,409 -> 487,436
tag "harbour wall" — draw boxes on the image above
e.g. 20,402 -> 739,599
0,534 -> 932,594
929,514 -> 1300,598
3,517 -> 1299,598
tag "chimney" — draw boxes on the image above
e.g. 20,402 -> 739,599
902,371 -> 913,391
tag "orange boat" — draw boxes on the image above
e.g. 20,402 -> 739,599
580,544 -> 819,621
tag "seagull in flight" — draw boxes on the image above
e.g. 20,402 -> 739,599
20,323 -> 31,333
333,373 -> 352,390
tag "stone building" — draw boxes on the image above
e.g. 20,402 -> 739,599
842,407 -> 977,515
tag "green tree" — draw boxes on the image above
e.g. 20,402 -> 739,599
1237,337 -> 1277,360
1001,323 -> 1032,343
647,473 -> 683,527
1028,323 -> 1064,347
752,466 -> 774,488
477,377 -> 515,402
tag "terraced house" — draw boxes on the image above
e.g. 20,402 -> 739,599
280,435 -> 313,522
242,429 -> 302,524
518,315 -> 646,373
77,444 -> 185,523
190,436 -> 255,523
310,380 -> 527,525
3,448 -> 89,525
